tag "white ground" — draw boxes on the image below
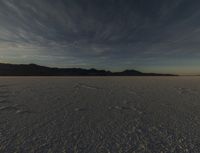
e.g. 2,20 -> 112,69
0,77 -> 200,153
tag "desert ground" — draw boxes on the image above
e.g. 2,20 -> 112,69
0,77 -> 199,153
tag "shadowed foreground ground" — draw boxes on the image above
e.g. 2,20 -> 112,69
0,77 -> 200,153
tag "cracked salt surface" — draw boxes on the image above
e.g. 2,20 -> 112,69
0,77 -> 200,153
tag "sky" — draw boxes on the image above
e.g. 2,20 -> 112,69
0,0 -> 200,74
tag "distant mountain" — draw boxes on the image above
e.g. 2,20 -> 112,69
0,63 -> 177,76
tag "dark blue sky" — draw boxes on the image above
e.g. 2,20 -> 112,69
0,0 -> 200,74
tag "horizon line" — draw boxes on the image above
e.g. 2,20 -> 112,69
0,62 -> 200,76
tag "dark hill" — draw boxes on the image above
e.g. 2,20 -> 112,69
0,63 -> 176,76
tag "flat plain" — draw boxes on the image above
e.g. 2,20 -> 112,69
0,77 -> 199,153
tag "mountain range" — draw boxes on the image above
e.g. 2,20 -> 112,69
0,63 -> 177,76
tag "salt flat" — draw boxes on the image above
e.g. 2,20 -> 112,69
0,77 -> 200,153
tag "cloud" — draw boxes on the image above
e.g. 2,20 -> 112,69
0,0 -> 200,72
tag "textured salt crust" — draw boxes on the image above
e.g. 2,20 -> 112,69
0,77 -> 199,153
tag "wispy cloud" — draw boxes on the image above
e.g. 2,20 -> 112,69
0,0 -> 200,72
